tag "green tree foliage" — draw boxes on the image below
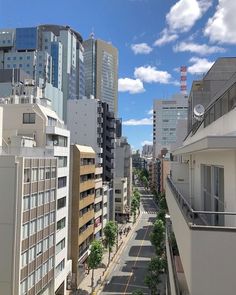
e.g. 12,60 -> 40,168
150,219 -> 165,256
87,240 -> 103,291
131,196 -> 140,223
145,256 -> 167,294
103,221 -> 118,265
132,290 -> 144,295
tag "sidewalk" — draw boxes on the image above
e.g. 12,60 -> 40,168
77,215 -> 141,295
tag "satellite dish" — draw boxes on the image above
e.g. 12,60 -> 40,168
194,104 -> 205,121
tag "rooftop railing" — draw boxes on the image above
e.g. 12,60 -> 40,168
0,146 -> 54,157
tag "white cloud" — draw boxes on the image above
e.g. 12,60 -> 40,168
154,29 -> 178,46
141,140 -> 153,146
204,0 -> 236,44
173,41 -> 226,55
131,43 -> 153,54
118,78 -> 145,94
123,117 -> 153,126
147,109 -> 153,115
188,57 -> 214,75
134,66 -> 172,84
166,0 -> 212,33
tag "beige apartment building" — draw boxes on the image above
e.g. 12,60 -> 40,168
69,145 -> 95,286
0,83 -> 71,295
114,177 -> 128,222
165,59 -> 236,295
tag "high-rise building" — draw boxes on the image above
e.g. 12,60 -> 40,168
83,36 -> 118,115
142,144 -> 153,158
0,25 -> 85,121
0,82 -> 71,295
165,59 -> 236,295
115,137 -> 132,206
153,93 -> 188,158
69,144 -> 95,287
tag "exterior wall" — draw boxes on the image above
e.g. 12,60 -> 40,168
0,106 -> 2,146
114,177 -> 128,216
69,145 -> 95,286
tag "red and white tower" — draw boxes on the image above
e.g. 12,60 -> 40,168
180,66 -> 187,95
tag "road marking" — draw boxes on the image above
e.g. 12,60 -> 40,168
122,223 -> 150,295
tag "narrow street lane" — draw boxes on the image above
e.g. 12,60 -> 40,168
101,189 -> 158,294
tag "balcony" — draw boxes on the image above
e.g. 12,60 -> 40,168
79,210 -> 94,228
166,176 -> 236,295
80,164 -> 95,176
80,180 -> 95,192
94,208 -> 103,219
79,194 -> 95,210
78,225 -> 94,245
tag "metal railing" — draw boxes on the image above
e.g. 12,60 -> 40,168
0,146 -> 54,157
167,176 -> 236,228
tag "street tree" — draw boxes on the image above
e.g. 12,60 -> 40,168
87,240 -> 103,291
131,196 -> 139,223
145,256 -> 166,294
150,219 -> 165,256
104,221 -> 118,265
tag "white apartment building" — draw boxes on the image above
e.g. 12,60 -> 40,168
115,137 -> 132,207
165,64 -> 236,295
153,93 -> 188,158
0,83 -> 71,294
114,177 -> 128,222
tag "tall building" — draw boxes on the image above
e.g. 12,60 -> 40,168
114,177 -> 128,222
0,82 -> 71,294
83,36 -> 118,115
69,144 -> 95,287
0,25 -> 85,120
165,59 -> 236,295
153,93 -> 188,158
115,137 -> 132,206
142,144 -> 153,158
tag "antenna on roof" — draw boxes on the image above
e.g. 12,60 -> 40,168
90,27 -> 95,39
193,104 -> 205,121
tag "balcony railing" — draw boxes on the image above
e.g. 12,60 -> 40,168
167,176 -> 236,228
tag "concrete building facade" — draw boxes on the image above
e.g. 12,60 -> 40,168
165,60 -> 236,295
114,177 -> 128,222
0,83 -> 71,294
83,36 -> 118,115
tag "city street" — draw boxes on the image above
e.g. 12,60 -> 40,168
101,189 -> 158,295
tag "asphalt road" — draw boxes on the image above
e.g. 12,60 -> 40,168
101,189 -> 158,295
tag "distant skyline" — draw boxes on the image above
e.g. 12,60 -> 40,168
1,0 -> 236,149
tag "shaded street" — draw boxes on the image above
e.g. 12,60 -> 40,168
101,189 -> 158,294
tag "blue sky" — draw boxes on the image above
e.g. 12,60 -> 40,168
1,0 -> 236,150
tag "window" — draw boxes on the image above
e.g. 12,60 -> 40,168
58,156 -> 67,168
57,217 -> 66,230
22,223 -> 29,239
51,167 -> 56,178
58,176 -> 67,188
24,169 -> 30,183
56,238 -> 65,254
37,217 -> 44,231
31,168 -> 38,182
39,168 -> 44,180
55,259 -> 65,276
21,251 -> 28,268
50,211 -> 55,224
28,272 -> 35,289
45,167 -> 51,179
23,196 -> 30,211
43,237 -> 49,252
23,113 -> 35,124
20,279 -> 27,295
38,192 -> 44,206
44,191 -> 50,203
44,214 -> 49,227
42,261 -> 48,277
50,189 -> 55,202
35,267 -> 42,283
27,56 -> 30,60
36,241 -> 43,256
49,257 -> 54,271
49,234 -> 54,248
30,220 -> 36,235
57,196 -> 66,209
115,189 -> 121,194
115,198 -> 121,202
30,194 -> 37,209
29,246 -> 36,263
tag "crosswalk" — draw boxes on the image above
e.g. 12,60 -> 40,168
140,210 -> 158,215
